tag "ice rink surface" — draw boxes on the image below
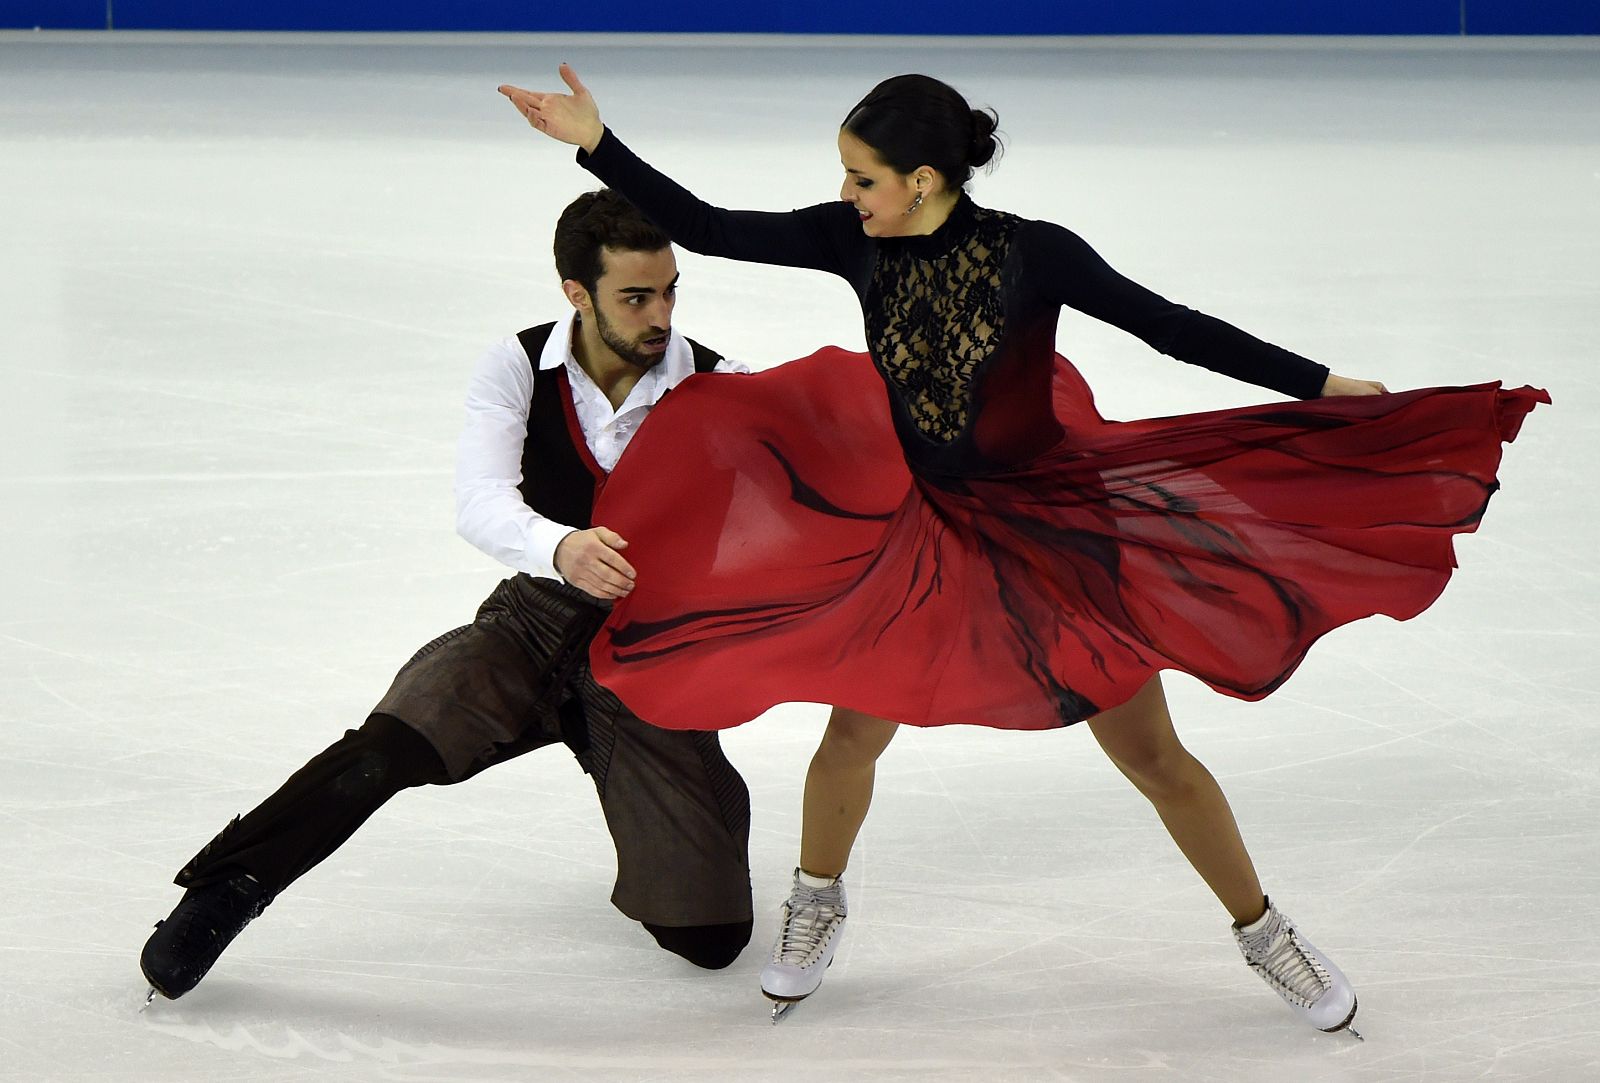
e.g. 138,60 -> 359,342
2,30 -> 1596,1082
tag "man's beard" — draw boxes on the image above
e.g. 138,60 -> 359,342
592,304 -> 666,370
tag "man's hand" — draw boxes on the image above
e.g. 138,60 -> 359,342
554,525 -> 636,600
1320,373 -> 1388,397
498,64 -> 605,155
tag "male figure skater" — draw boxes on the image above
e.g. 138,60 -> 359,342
140,189 -> 754,999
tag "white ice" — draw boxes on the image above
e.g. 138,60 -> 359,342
1,30 -> 1596,1082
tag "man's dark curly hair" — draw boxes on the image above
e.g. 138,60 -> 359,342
553,188 -> 671,294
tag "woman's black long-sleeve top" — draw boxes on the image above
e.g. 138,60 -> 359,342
578,128 -> 1330,477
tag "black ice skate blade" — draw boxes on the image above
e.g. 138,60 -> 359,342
138,957 -> 182,1004
139,919 -> 182,1005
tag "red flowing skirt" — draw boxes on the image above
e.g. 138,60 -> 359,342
590,348 -> 1547,731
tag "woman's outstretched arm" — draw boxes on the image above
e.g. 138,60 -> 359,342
1027,219 -> 1385,399
501,65 -> 859,276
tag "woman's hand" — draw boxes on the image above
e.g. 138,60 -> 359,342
498,63 -> 605,155
1320,373 -> 1388,397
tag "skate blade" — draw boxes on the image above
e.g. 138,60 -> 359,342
1321,996 -> 1361,1041
764,956 -> 831,1024
140,987 -> 157,1013
764,988 -> 811,1025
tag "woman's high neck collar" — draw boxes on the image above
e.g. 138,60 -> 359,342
881,192 -> 978,258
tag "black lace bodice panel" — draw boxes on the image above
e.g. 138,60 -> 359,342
866,207 -> 1020,444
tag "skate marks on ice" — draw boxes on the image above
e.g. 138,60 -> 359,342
135,1000 -> 1062,1080
4,29 -> 1598,1083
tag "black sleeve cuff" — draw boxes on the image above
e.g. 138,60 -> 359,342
576,126 -> 618,172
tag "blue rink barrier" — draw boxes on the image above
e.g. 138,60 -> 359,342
3,0 -> 1597,34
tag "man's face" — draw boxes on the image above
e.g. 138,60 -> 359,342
588,246 -> 679,370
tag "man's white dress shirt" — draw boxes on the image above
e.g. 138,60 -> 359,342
454,314 -> 747,580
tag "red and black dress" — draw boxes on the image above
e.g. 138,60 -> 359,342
576,129 -> 1548,732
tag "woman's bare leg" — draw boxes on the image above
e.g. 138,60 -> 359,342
798,707 -> 900,877
1086,676 -> 1266,924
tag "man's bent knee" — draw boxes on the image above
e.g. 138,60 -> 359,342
348,714 -> 452,791
641,919 -> 753,970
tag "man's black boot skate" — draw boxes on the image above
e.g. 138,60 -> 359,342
140,874 -> 269,1000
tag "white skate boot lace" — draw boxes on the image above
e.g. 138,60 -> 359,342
772,881 -> 845,969
1236,908 -> 1331,1010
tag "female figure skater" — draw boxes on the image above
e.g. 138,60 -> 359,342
498,67 -> 1545,1035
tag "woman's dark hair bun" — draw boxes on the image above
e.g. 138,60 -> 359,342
843,74 -> 1005,188
968,107 -> 1001,170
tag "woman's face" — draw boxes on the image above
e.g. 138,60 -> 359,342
837,128 -> 922,238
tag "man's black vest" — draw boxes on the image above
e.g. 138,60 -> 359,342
514,322 -> 723,530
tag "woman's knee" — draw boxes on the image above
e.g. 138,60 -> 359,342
815,708 -> 899,767
1106,738 -> 1200,798
1088,680 -> 1200,796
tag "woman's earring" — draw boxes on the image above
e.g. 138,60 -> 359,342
905,191 -> 924,215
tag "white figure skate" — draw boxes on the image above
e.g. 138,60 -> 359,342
1234,897 -> 1361,1039
761,868 -> 847,1023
